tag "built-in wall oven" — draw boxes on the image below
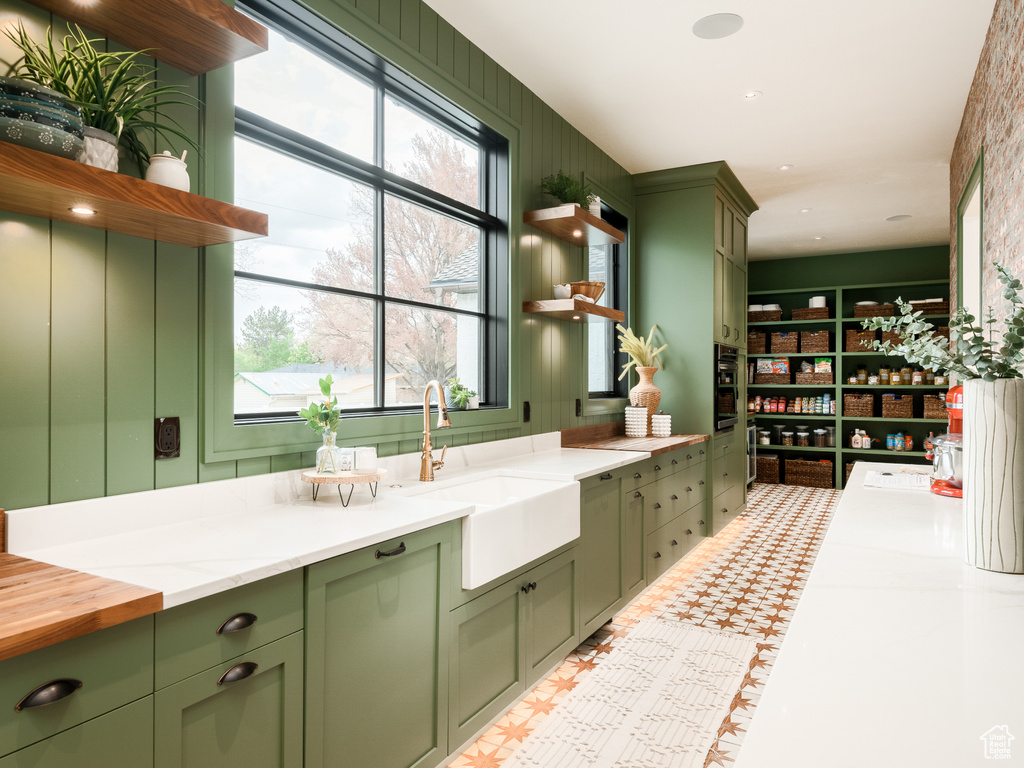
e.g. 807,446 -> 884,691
715,343 -> 739,432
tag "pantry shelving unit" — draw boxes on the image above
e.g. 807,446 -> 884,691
747,279 -> 951,489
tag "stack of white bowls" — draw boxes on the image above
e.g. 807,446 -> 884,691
625,406 -> 648,437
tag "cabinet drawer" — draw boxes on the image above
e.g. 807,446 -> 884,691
672,462 -> 708,515
712,484 -> 745,536
713,431 -> 739,460
650,445 -> 707,480
645,517 -> 685,584
622,459 -> 654,491
0,617 -> 153,757
676,505 -> 706,556
155,569 -> 303,689
712,456 -> 738,500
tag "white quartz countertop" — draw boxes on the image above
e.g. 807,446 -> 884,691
7,435 -> 649,608
736,462 -> 1024,768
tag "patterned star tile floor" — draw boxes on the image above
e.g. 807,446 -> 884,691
445,482 -> 842,768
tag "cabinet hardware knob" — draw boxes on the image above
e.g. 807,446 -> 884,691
685,455 -> 691,461
375,542 -> 407,559
685,529 -> 693,535
699,449 -> 705,455
599,472 -> 613,480
217,661 -> 259,686
723,472 -> 728,477
684,487 -> 691,493
654,465 -> 662,471
653,503 -> 662,509
521,581 -> 538,594
671,540 -> 678,546
673,459 -> 679,465
634,491 -> 643,499
722,508 -> 728,513
699,520 -> 705,526
15,679 -> 82,711
217,612 -> 258,635
653,551 -> 662,559
671,494 -> 679,500
634,472 -> 642,479
699,480 -> 705,485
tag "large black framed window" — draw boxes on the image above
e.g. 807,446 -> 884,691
588,205 -> 628,398
231,0 -> 508,421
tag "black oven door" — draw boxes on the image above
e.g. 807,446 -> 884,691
715,344 -> 739,430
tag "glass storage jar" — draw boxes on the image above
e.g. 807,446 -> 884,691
796,431 -> 810,447
782,431 -> 794,446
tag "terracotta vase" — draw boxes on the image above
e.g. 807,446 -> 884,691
963,378 -> 1024,573
629,366 -> 661,436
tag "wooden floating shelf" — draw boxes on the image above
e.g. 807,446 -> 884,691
523,299 -> 624,323
523,204 -> 625,246
24,0 -> 268,75
0,142 -> 268,247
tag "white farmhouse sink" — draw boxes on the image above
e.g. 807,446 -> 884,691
399,471 -> 580,589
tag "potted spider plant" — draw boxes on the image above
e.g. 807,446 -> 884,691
5,23 -> 200,173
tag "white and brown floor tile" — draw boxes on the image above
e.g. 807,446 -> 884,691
445,483 -> 841,768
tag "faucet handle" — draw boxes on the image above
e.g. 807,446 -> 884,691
433,444 -> 447,471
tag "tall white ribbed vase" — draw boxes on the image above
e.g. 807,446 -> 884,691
963,378 -> 1024,573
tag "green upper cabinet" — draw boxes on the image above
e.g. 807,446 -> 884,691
305,524 -> 453,768
716,191 -> 749,348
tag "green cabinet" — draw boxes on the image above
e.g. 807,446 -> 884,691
715,192 -> 748,348
0,697 -> 153,768
305,524 -> 452,768
448,548 -> 577,747
154,633 -> 304,768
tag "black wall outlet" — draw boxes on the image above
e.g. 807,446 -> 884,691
155,417 -> 180,460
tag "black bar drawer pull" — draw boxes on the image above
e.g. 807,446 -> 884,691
599,473 -> 613,481
217,612 -> 258,635
375,542 -> 407,559
16,679 -> 82,711
217,662 -> 258,686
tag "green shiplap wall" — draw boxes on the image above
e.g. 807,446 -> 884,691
0,0 -> 633,509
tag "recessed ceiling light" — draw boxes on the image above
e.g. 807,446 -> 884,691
778,164 -> 794,172
69,205 -> 96,215
692,13 -> 744,40
886,214 -> 913,222
799,208 -> 812,214
743,90 -> 762,100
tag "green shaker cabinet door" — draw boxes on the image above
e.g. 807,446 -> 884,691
306,525 -> 451,768
154,633 -> 304,768
0,697 -> 152,768
731,260 -> 747,348
713,250 -> 726,344
622,486 -> 646,600
579,477 -> 623,638
524,549 -> 577,680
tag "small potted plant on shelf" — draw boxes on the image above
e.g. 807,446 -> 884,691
446,377 -> 478,410
5,23 -> 201,173
541,170 -> 598,212
299,375 -> 344,473
861,262 -> 1024,573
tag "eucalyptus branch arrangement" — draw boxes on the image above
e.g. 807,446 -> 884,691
861,262 -> 1024,381
300,376 -> 341,435
541,170 -> 596,208
615,324 -> 668,381
5,23 -> 201,170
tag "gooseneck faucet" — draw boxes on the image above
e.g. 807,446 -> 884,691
420,380 -> 452,482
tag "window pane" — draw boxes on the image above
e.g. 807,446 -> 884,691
588,244 -> 614,392
384,195 -> 481,311
384,305 -> 480,406
385,97 -> 480,208
235,28 -> 374,163
235,280 -> 376,414
234,139 -> 374,289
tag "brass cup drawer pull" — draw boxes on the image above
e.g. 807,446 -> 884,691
217,612 -> 258,635
16,679 -> 82,711
217,661 -> 259,686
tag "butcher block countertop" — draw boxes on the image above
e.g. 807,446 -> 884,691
560,422 -> 710,456
0,553 -> 162,662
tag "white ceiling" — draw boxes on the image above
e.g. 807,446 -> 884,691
422,0 -> 996,260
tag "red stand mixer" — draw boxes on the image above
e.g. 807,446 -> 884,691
924,385 -> 964,498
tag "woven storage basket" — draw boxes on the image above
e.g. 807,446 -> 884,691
771,332 -> 799,353
845,329 -> 877,352
718,393 -> 736,413
792,307 -> 830,321
794,371 -> 833,385
748,331 -> 767,354
918,301 -> 949,315
853,303 -> 895,318
800,330 -> 831,352
881,329 -> 905,346
845,462 -> 857,484
756,455 -> 780,484
934,326 -> 951,342
844,393 -> 875,417
882,394 -> 913,419
754,372 -> 791,385
923,394 -> 946,420
749,309 -> 782,323
785,458 -> 833,489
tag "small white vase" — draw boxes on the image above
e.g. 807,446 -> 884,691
77,126 -> 118,172
963,378 -> 1024,573
145,151 -> 189,192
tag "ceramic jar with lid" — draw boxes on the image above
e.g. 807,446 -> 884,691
145,150 -> 189,192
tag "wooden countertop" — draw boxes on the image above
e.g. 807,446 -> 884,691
560,423 -> 710,457
0,553 -> 162,662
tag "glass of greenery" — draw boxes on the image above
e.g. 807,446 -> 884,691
300,376 -> 344,473
5,23 -> 201,172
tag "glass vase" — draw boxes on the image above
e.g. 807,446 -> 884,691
316,428 -> 343,473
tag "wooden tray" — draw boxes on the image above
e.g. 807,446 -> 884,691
302,468 -> 388,506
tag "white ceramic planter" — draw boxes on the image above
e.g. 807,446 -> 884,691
78,126 -> 118,171
963,378 -> 1024,573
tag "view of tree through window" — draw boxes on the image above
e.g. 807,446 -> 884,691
231,7 -> 505,418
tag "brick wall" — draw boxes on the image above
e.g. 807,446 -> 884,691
950,0 -> 1024,319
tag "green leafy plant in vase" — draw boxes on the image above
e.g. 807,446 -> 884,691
446,377 -> 477,410
300,375 -> 344,473
861,262 -> 1024,573
5,23 -> 201,173
541,170 -> 597,209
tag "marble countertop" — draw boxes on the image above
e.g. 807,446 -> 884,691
6,434 -> 650,609
736,462 -> 1024,767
